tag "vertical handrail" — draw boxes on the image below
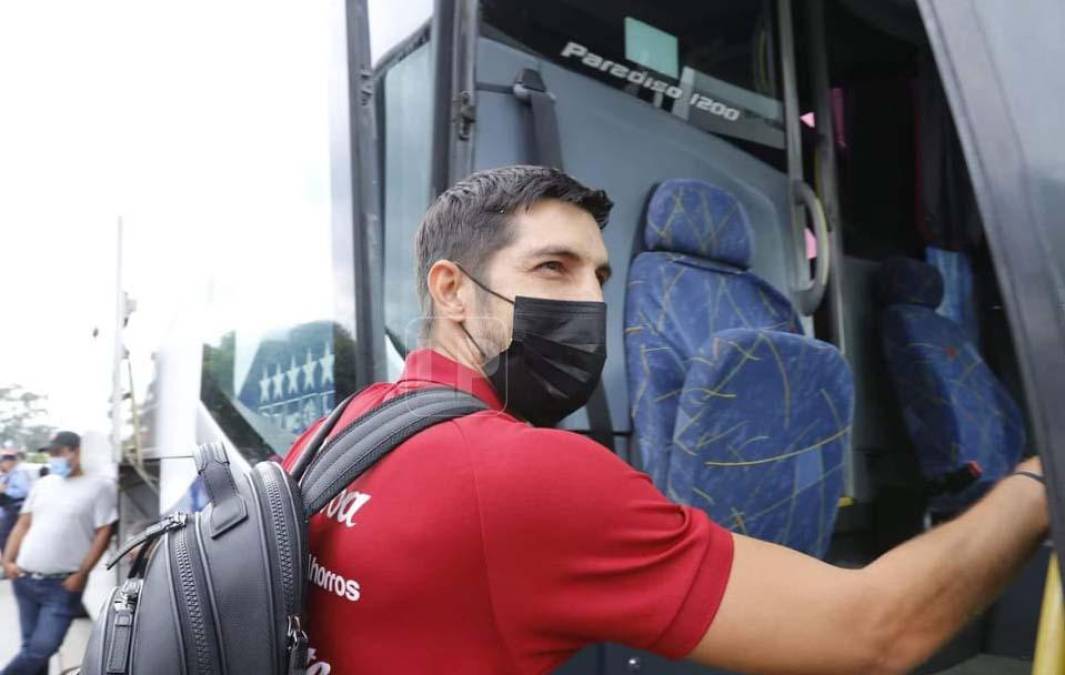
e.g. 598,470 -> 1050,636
1034,553 -> 1065,675
429,0 -> 458,198
806,0 -> 847,352
449,0 -> 478,182
776,0 -> 803,187
776,0 -> 822,317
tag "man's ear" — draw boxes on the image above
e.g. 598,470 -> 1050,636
426,260 -> 469,324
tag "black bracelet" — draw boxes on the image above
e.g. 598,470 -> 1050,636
1013,470 -> 1046,486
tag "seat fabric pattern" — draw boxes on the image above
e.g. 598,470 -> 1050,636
626,178 -> 803,490
876,256 -> 944,308
882,305 -> 1025,507
625,253 -> 801,488
644,178 -> 754,267
878,258 -> 1025,510
666,329 -> 852,557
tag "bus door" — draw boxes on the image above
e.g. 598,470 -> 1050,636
918,0 -> 1065,606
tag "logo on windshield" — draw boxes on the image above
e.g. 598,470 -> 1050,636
560,41 -> 741,122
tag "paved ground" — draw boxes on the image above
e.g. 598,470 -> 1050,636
0,579 -> 92,674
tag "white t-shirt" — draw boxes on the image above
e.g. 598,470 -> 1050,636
17,474 -> 117,574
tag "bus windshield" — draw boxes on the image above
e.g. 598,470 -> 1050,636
481,0 -> 785,162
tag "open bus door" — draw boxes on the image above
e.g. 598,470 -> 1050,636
918,1 -> 1065,668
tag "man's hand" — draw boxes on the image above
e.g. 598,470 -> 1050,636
3,561 -> 22,580
62,571 -> 87,593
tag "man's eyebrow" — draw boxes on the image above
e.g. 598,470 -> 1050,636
525,245 -> 612,281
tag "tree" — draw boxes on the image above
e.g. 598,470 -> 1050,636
0,384 -> 56,452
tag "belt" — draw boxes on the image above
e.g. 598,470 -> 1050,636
23,571 -> 75,580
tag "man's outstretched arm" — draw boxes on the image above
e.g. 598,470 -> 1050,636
688,457 -> 1048,675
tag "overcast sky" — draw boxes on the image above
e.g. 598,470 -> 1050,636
0,1 -> 430,441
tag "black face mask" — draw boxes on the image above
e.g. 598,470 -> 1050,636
457,266 -> 607,427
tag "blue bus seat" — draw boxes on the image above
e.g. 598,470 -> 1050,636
625,179 -> 852,556
625,179 -> 801,488
877,257 -> 1025,511
670,329 -> 852,556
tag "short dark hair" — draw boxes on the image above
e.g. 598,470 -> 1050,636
415,165 -> 612,329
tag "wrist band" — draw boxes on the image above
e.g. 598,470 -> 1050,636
1013,470 -> 1046,486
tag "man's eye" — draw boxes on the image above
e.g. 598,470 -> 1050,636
537,261 -> 565,274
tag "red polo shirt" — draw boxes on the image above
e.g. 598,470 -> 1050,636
283,349 -> 734,674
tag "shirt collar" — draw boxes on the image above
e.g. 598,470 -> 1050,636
398,348 -> 504,411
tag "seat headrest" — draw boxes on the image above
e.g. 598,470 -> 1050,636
645,179 -> 753,269
876,257 -> 945,308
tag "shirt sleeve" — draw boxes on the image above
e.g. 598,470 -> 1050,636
6,471 -> 29,500
93,480 -> 119,529
470,423 -> 735,660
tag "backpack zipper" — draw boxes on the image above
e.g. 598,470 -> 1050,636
107,512 -> 187,569
104,579 -> 141,673
170,521 -> 221,674
287,614 -> 309,672
254,463 -> 308,670
260,465 -> 298,614
276,463 -> 311,671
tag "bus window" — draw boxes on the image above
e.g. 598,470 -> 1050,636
201,322 -> 339,462
480,0 -> 786,168
194,4 -> 344,461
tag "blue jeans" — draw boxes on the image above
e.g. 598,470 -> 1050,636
2,576 -> 82,675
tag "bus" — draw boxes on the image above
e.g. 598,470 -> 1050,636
117,1 -> 1065,673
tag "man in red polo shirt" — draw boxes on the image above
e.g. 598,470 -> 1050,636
284,165 -> 1048,674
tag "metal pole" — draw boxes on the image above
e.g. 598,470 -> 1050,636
429,0 -> 458,198
776,0 -> 810,303
348,0 -> 386,386
806,0 -> 847,355
111,218 -> 125,464
448,0 -> 479,183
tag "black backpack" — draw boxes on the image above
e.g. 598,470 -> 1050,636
81,387 -> 486,674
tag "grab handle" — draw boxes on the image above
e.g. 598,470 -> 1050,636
794,179 -> 831,315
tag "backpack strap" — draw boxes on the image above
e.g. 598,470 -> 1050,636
194,442 -> 248,537
299,388 -> 487,514
288,392 -> 357,484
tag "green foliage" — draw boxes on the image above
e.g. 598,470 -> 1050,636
0,384 -> 56,452
202,331 -> 236,396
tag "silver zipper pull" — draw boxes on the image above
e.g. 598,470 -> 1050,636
287,615 -> 310,674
